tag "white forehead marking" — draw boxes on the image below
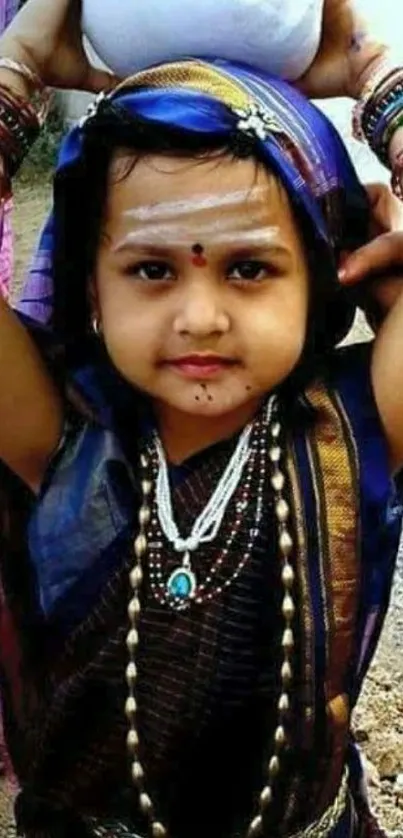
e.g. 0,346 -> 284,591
124,188 -> 265,221
212,227 -> 281,245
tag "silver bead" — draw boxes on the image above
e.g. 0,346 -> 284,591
282,594 -> 295,621
259,785 -> 273,808
141,480 -> 153,497
131,760 -> 144,783
127,728 -> 139,753
126,662 -> 138,687
281,660 -> 293,686
247,815 -> 263,838
279,530 -> 293,557
274,725 -> 286,748
281,563 -> 295,589
134,534 -> 147,558
128,597 -> 141,622
126,628 -> 139,652
140,454 -> 149,469
269,446 -> 281,464
278,693 -> 290,714
268,755 -> 280,779
275,498 -> 289,523
130,566 -> 143,590
125,696 -> 137,719
271,421 -> 281,440
139,792 -> 153,816
152,824 -> 167,838
139,506 -> 151,526
282,628 -> 294,652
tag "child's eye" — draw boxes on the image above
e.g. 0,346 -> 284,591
227,260 -> 273,282
124,261 -> 174,281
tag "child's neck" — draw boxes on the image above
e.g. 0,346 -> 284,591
155,398 -> 262,464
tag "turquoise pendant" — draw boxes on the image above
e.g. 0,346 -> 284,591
167,566 -> 197,601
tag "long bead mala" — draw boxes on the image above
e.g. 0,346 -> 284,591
125,402 -> 300,837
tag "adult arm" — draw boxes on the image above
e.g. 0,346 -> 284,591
0,0 -> 119,490
340,184 -> 403,473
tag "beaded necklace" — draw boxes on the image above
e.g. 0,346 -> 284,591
125,398 -> 300,837
147,397 -> 275,610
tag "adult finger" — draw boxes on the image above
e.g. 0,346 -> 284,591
339,232 -> 403,283
83,63 -> 121,94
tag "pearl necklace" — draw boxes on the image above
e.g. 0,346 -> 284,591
152,397 -> 275,606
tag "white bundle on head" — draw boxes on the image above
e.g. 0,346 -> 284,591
82,0 -> 325,82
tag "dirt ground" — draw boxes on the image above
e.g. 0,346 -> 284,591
1,177 -> 402,836
12,176 -> 52,294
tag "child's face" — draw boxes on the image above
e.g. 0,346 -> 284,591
94,151 -> 309,424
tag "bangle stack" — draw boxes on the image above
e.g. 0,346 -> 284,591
352,61 -> 403,199
0,57 -> 50,182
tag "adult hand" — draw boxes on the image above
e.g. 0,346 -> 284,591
0,0 -> 119,92
296,0 -> 388,100
339,184 -> 403,322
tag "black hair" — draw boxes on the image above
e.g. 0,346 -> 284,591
51,98 -> 359,400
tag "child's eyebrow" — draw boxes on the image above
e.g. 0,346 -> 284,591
112,227 -> 290,257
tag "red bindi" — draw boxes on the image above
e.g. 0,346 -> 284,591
191,244 -> 207,267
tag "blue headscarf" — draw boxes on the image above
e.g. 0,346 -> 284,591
16,58 -> 370,344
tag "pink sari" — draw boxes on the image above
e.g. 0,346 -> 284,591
0,199 -> 13,300
0,1 -> 19,298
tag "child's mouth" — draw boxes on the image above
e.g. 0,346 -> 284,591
165,354 -> 237,379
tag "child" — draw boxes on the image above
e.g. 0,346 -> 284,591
0,50 -> 401,838
0,2 -> 403,838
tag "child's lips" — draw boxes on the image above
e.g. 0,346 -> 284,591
164,355 -> 238,378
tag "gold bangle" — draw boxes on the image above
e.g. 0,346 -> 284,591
0,57 -> 44,92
